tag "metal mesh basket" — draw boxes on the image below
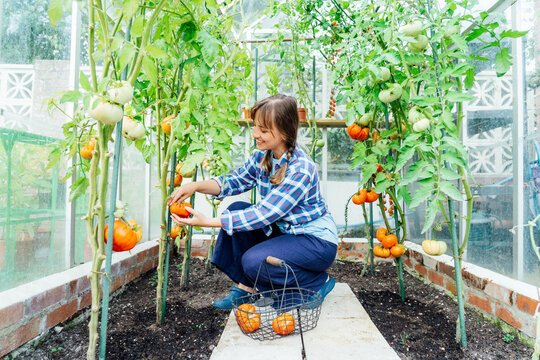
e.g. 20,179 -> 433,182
232,256 -> 322,341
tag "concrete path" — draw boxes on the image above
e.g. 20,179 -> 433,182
210,283 -> 400,360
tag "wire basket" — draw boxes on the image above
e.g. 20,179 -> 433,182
232,256 -> 322,341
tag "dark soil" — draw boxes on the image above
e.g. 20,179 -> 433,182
13,256 -> 534,360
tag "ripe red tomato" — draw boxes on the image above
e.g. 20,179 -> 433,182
170,202 -> 192,218
357,127 -> 370,141
390,244 -> 405,258
365,189 -> 379,203
104,220 -> 139,252
236,304 -> 260,333
376,227 -> 388,242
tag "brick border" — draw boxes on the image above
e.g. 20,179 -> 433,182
0,240 -> 160,357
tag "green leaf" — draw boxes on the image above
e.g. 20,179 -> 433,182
79,71 -> 92,92
421,200 -> 439,234
198,31 -> 220,66
182,151 -> 206,175
402,160 -> 428,185
446,91 -> 476,102
440,168 -> 461,181
146,45 -> 169,59
395,146 -> 416,172
411,96 -> 440,106
464,68 -> 475,90
465,28 -> 486,42
382,52 -> 401,65
439,181 -> 462,200
119,44 -> 136,73
410,185 -> 433,208
59,90 -> 82,103
131,15 -> 144,37
397,185 -> 412,206
494,48 -> 513,76
47,147 -> 62,169
69,177 -> 89,201
142,57 -> 157,85
374,178 -> 391,193
48,0 -> 63,28
500,30 -> 528,39
122,0 -> 139,22
444,151 -> 466,167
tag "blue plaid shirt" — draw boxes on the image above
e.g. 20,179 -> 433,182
213,146 -> 329,237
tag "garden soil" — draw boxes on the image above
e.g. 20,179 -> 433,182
13,256 -> 534,360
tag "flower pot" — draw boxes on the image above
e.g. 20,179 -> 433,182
298,108 -> 307,121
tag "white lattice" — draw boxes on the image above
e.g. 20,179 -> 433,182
467,126 -> 512,175
467,71 -> 512,110
0,65 -> 33,117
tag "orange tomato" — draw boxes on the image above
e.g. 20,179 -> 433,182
236,304 -> 260,333
167,173 -> 183,188
272,313 -> 295,335
357,127 -> 370,141
382,234 -> 398,249
80,138 -> 96,160
376,228 -> 388,242
365,189 -> 379,203
161,115 -> 174,135
390,243 -> 405,258
170,225 -> 183,239
373,245 -> 391,258
352,189 -> 367,205
347,124 -> 362,140
104,220 -> 139,252
170,202 -> 192,218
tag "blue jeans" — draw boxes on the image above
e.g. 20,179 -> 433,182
211,201 -> 337,292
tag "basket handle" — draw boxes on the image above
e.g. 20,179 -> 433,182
266,256 -> 285,267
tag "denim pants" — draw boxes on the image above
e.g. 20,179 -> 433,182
211,201 -> 337,292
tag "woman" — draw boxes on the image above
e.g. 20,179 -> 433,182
168,94 -> 338,309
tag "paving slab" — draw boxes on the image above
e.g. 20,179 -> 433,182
210,283 -> 399,360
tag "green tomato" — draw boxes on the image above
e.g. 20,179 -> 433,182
315,139 -> 325,148
401,21 -> 423,37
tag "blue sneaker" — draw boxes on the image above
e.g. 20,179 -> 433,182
213,286 -> 250,309
318,276 -> 335,303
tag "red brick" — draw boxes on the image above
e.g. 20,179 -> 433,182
26,286 -> 65,316
445,279 -> 457,296
148,245 -> 159,257
515,293 -> 539,316
428,270 -> 444,287
69,276 -> 91,298
137,249 -> 149,263
109,275 -> 125,294
402,258 -> 413,270
142,260 -> 155,274
495,306 -> 522,329
191,249 -> 209,258
462,269 -> 487,290
120,256 -> 137,272
0,318 -> 40,357
46,299 -> 78,328
414,264 -> 427,277
468,292 -> 492,314
438,262 -> 455,278
0,302 -> 24,330
79,292 -> 93,310
484,282 -> 513,306
126,266 -> 141,284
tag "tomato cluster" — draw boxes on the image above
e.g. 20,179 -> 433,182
352,188 -> 379,205
373,227 -> 405,258
326,91 -> 337,118
80,138 -> 96,160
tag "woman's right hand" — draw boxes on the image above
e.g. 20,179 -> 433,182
167,182 -> 198,205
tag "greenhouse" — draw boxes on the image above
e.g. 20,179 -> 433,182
0,0 -> 539,359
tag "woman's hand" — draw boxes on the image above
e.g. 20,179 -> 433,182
171,207 -> 221,228
167,182 -> 198,205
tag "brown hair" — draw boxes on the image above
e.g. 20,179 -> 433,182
250,95 -> 299,185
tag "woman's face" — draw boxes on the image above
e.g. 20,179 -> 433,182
253,116 -> 287,156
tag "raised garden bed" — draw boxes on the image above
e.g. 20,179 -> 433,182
12,256 -> 533,359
